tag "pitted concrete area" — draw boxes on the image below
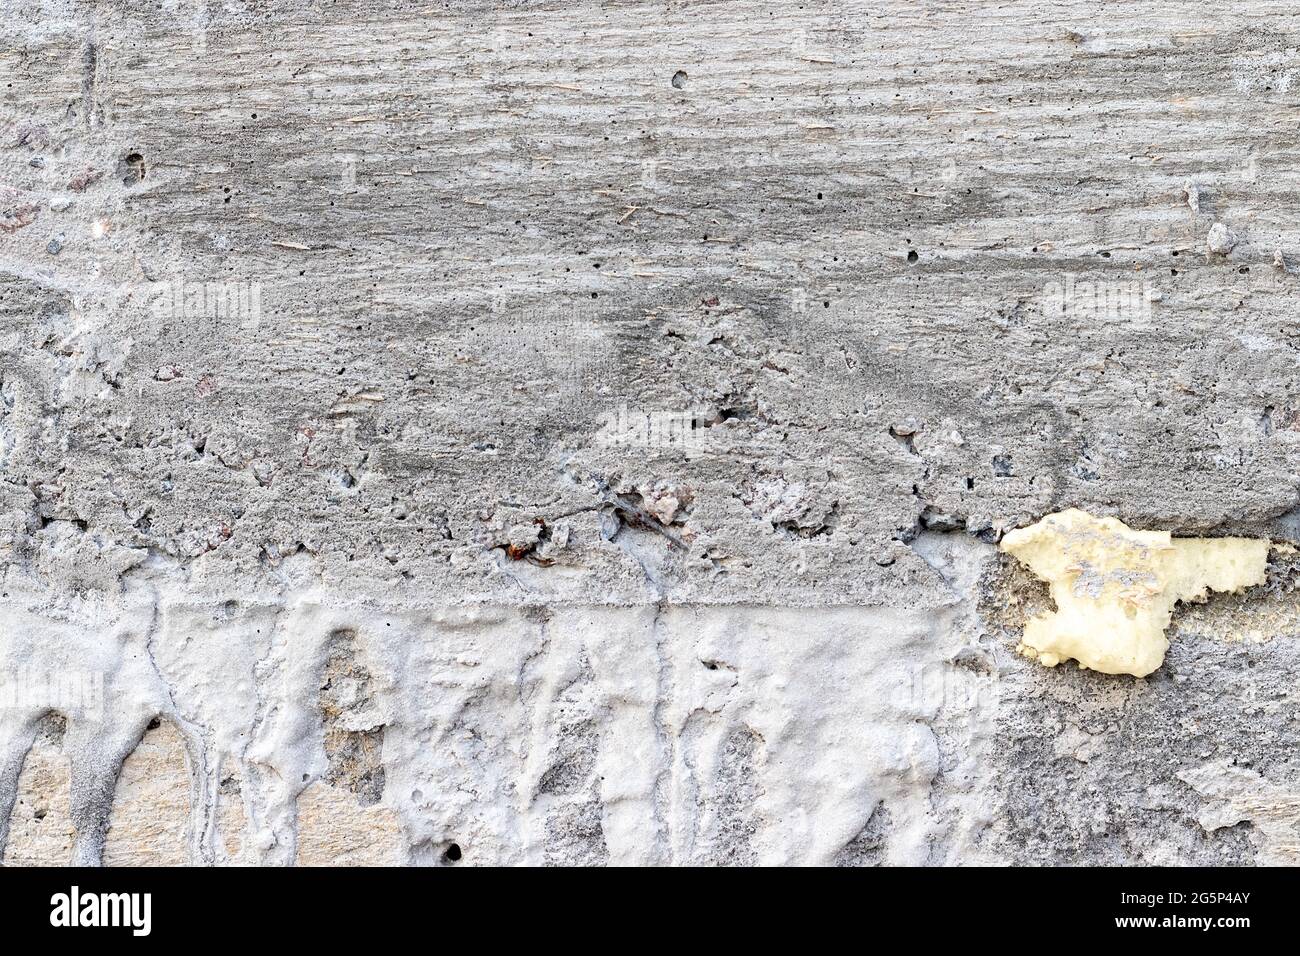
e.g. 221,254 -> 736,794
2,2 -> 1299,865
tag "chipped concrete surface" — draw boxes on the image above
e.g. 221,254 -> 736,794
2,3 -> 1300,865
102,719 -> 190,865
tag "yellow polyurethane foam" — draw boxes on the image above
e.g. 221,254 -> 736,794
1000,509 -> 1269,677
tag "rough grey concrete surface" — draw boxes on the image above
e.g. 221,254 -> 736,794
2,1 -> 1300,865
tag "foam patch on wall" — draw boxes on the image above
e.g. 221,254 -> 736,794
1000,509 -> 1269,677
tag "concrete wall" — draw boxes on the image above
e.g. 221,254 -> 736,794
1,0 -> 1298,865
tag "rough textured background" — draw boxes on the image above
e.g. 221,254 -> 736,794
2,1 -> 1300,865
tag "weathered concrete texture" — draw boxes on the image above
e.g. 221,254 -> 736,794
2,2 -> 1300,865
2,714 -> 74,865
102,719 -> 189,865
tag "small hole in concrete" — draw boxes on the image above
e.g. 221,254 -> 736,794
907,250 -> 919,264
671,70 -> 688,89
444,842 -> 462,862
122,151 -> 146,186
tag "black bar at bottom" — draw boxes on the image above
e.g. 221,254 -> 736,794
0,865 -> 1283,942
